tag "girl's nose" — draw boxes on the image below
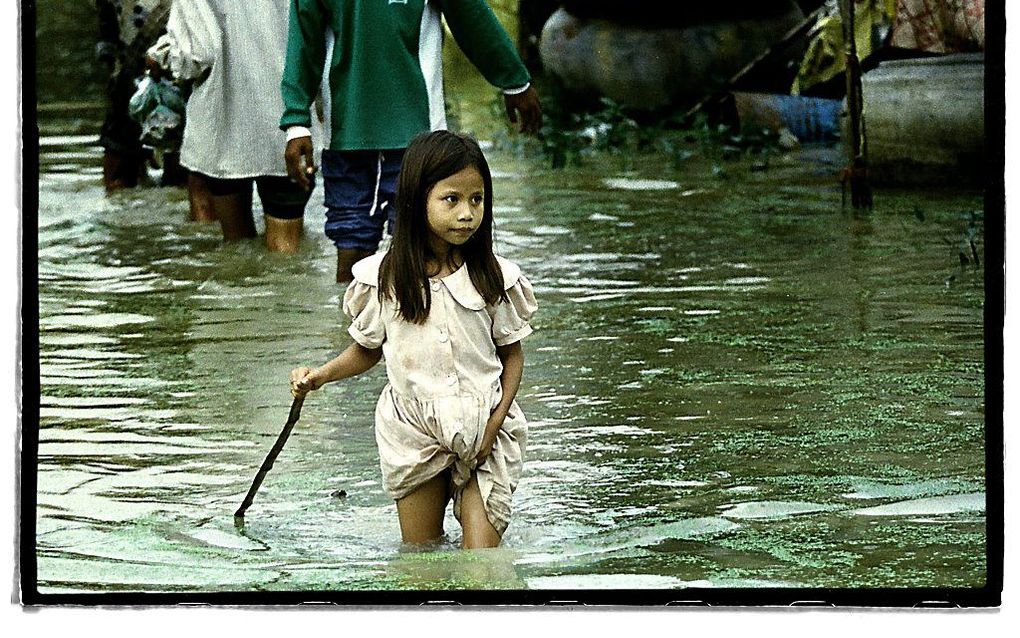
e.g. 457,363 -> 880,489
457,206 -> 474,221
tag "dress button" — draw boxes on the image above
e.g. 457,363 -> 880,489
431,281 -> 441,291
438,331 -> 448,342
446,374 -> 456,386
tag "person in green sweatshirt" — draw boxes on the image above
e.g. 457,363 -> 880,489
280,0 -> 541,282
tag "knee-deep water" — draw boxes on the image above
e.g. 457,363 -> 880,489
33,133 -> 987,592
32,1 -> 987,594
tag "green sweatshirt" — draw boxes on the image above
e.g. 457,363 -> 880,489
280,0 -> 531,151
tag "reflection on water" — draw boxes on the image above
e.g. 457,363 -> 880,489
33,128 -> 986,592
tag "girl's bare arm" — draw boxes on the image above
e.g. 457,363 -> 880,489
291,342 -> 382,397
476,341 -> 524,462
491,341 -> 524,422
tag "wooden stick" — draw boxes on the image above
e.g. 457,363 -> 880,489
839,0 -> 873,210
234,395 -> 306,522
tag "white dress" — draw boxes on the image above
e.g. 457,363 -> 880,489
148,0 -> 323,179
343,253 -> 537,535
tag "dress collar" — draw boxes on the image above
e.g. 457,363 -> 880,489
434,263 -> 486,310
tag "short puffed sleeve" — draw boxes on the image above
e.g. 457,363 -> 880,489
342,254 -> 388,349
490,259 -> 538,346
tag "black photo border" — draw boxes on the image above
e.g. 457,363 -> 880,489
18,0 -> 1004,608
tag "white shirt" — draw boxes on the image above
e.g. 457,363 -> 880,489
149,0 -> 324,178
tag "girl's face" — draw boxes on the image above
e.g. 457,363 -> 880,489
425,165 -> 485,251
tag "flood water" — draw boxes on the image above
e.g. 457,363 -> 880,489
32,3 -> 986,594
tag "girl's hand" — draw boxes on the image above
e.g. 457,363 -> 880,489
474,412 -> 505,466
290,366 -> 320,398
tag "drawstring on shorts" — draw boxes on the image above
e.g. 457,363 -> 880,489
368,151 -> 384,216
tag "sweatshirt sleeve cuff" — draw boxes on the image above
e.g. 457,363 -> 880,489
502,82 -> 531,96
286,126 -> 312,141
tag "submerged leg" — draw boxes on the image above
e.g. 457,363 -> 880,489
264,215 -> 303,253
460,473 -> 501,549
205,177 -> 256,241
395,470 -> 451,545
160,151 -> 188,187
213,190 -> 257,241
102,149 -> 146,192
336,248 -> 374,283
187,172 -> 217,223
258,177 -> 309,253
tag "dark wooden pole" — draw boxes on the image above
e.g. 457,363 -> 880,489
234,395 -> 305,524
839,0 -> 873,210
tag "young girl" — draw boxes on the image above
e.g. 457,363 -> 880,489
290,131 -> 537,549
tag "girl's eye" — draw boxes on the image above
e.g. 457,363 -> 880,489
471,195 -> 483,206
443,195 -> 458,204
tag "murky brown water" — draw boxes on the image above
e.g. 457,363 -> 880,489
32,1 -> 986,593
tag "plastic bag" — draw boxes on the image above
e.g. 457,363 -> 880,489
128,75 -> 186,150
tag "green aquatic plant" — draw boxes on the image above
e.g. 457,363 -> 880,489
908,207 -> 984,288
536,97 -> 645,169
958,209 -> 983,267
676,113 -> 781,156
494,86 -> 785,171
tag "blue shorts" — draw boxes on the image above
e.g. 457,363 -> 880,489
322,148 -> 405,251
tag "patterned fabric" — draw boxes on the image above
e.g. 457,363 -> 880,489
96,0 -> 174,153
96,0 -> 172,76
791,0 -> 984,94
792,0 -> 897,95
890,0 -> 984,53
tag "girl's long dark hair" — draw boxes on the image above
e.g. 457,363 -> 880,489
379,131 -> 508,324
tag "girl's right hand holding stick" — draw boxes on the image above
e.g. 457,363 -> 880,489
290,366 -> 322,398
289,342 -> 384,398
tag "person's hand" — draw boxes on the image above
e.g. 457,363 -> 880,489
290,366 -> 320,398
144,54 -> 165,80
285,136 -> 316,191
503,86 -> 542,136
474,412 -> 505,466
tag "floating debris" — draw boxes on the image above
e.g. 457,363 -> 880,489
854,493 -> 985,517
719,500 -> 836,520
603,177 -> 679,190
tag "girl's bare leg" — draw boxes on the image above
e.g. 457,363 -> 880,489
460,473 -> 501,549
395,471 -> 451,545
